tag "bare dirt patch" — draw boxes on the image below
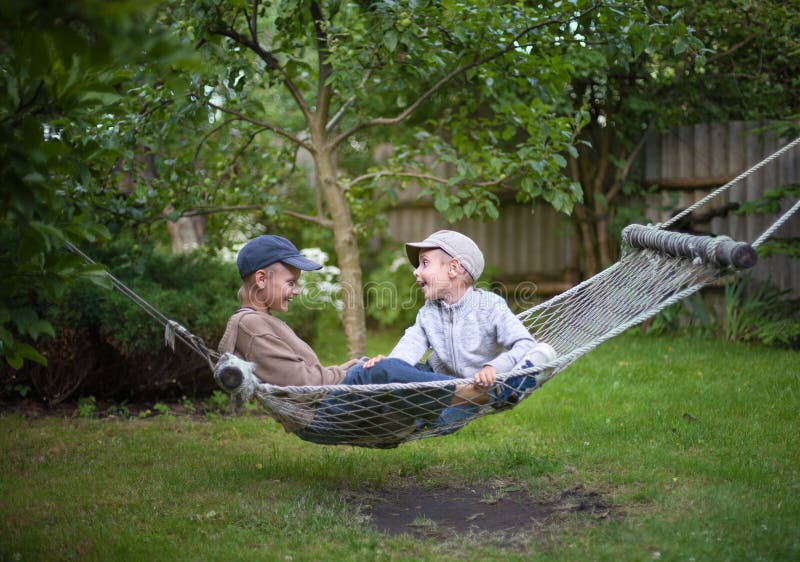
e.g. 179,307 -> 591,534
357,480 -> 621,548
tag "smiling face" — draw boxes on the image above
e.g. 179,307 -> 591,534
413,248 -> 466,303
244,262 -> 302,313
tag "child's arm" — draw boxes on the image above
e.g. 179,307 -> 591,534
387,316 -> 430,366
484,306 -> 536,374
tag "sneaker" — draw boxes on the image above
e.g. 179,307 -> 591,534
516,342 -> 558,372
491,342 -> 558,409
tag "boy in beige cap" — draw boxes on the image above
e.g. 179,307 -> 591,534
367,230 -> 556,414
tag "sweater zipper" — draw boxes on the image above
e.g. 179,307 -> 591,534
448,307 -> 458,375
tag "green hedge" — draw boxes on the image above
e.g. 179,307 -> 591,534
5,240 -> 241,404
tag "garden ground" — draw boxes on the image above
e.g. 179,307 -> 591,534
1,332 -> 798,561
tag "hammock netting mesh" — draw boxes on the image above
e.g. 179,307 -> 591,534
215,224 -> 759,449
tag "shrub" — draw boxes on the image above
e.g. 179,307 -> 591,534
365,251 -> 423,329
5,239 -> 241,404
77,396 -> 97,418
646,293 -> 718,338
2,239 -> 364,405
646,275 -> 800,348
723,275 -> 800,346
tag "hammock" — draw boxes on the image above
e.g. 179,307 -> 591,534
208,135 -> 799,449
66,135 -> 800,449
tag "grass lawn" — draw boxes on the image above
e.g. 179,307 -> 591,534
1,332 -> 798,561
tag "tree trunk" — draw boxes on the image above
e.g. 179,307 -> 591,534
311,136 -> 367,357
166,214 -> 206,253
570,124 -> 624,278
570,142 -> 600,277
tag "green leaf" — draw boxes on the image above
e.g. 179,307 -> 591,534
12,342 -> 48,366
78,91 -> 123,106
5,351 -> 23,370
551,153 -> 567,168
484,201 -> 499,220
464,198 -> 477,216
78,266 -> 113,290
434,196 -> 450,213
383,31 -> 399,52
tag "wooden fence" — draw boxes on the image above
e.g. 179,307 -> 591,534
642,122 -> 800,296
384,121 -> 800,296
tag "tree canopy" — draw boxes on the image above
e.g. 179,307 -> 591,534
3,0 -> 798,367
0,1 -> 194,367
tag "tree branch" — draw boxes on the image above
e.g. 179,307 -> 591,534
210,21 -> 312,119
330,12 -> 586,148
705,33 -> 756,66
247,1 -> 258,43
326,68 -> 373,133
349,170 -> 450,187
193,117 -> 244,165
179,204 -> 333,229
206,100 -> 313,152
230,126 -> 270,168
607,126 -> 651,203
284,209 -> 333,228
310,0 -> 332,125
348,169 -> 513,189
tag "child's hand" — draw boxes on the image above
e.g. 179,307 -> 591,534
362,355 -> 386,368
473,365 -> 497,387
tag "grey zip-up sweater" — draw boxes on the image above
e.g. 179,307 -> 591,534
389,287 -> 536,378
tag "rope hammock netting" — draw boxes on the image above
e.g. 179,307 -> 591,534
66,134 -> 800,449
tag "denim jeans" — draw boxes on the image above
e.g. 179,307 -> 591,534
294,358 -> 456,447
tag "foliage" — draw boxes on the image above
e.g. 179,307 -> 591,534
165,0 -> 590,212
723,275 -> 800,347
561,0 -> 800,275
52,239 -> 240,356
646,275 -> 800,348
76,395 -> 97,418
736,183 -> 800,259
0,1 -> 196,368
204,389 -> 232,416
7,0 -> 799,362
1,238 -> 240,404
645,182 -> 800,347
152,401 -> 171,416
148,0 -> 640,355
645,293 -> 718,338
365,251 -> 423,329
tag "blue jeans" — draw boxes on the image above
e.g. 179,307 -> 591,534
294,358 -> 456,447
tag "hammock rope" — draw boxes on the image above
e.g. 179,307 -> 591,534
659,134 -> 800,231
752,199 -> 800,249
64,134 -> 800,449
63,241 -> 219,371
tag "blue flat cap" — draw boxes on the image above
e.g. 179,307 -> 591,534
237,235 -> 322,278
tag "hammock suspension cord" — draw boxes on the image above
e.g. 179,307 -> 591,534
63,241 -> 219,371
659,134 -> 800,233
